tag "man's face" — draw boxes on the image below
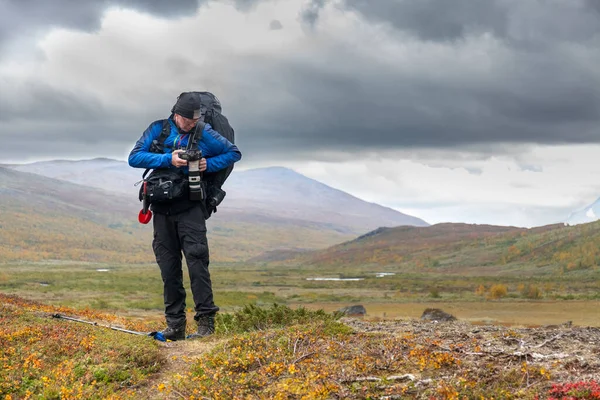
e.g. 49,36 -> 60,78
174,113 -> 200,133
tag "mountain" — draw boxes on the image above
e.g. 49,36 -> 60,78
255,223 -> 520,267
7,158 -> 141,198
0,166 -> 151,263
256,220 -> 598,277
5,160 -> 600,278
221,166 -> 428,233
565,197 -> 600,225
0,160 -> 427,263
6,159 -> 428,234
0,166 -> 136,221
0,167 -> 360,263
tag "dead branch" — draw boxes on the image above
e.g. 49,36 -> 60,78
342,374 -> 416,384
434,341 -> 570,360
511,351 -> 570,360
349,376 -> 381,382
292,352 -> 315,364
387,374 -> 416,382
171,389 -> 187,399
533,333 -> 563,349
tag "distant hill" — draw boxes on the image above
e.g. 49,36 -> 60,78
222,166 -> 428,233
257,220 -> 600,277
254,223 -> 519,267
0,160 -> 427,263
0,166 -> 152,263
6,158 -> 141,198
9,158 -> 599,275
0,166 -> 136,221
0,167 -> 361,263
6,159 -> 428,234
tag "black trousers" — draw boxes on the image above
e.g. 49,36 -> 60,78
152,204 -> 219,326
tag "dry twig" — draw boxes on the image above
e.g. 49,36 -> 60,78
292,352 -> 315,364
533,333 -> 563,349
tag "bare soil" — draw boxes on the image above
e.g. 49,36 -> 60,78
133,338 -> 222,400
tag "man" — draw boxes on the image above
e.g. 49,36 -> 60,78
128,92 -> 241,340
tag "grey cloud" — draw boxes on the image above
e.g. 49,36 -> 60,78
0,0 -> 199,57
509,1 -> 600,45
300,0 -> 326,28
517,164 -> 543,173
269,19 -> 283,30
231,0 -> 268,12
0,83 -> 109,123
465,168 -> 483,176
342,0 -> 509,42
164,57 -> 202,78
509,182 -> 534,189
585,0 -> 600,13
225,45 -> 600,160
1,0 -> 599,162
0,82 -> 162,160
0,1 -> 101,54
342,0 -> 600,45
115,0 -> 199,16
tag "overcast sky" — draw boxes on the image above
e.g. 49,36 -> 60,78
1,0 -> 599,227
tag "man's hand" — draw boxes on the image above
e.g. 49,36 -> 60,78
171,151 -> 207,171
171,150 -> 187,168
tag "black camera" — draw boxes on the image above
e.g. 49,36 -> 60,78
177,149 -> 202,161
179,149 -> 204,202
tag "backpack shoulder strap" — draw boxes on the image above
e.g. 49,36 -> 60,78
149,119 -> 171,153
143,120 -> 171,178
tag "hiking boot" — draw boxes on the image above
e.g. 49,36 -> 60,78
159,323 -> 186,341
187,314 -> 215,339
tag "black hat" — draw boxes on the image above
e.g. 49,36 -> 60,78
171,92 -> 201,119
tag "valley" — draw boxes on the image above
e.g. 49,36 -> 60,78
2,159 -> 600,328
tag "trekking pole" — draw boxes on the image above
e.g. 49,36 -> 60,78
52,313 -> 166,342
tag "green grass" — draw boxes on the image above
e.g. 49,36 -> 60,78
2,260 -> 600,326
216,303 -> 344,335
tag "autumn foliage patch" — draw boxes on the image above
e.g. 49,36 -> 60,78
0,294 -> 164,399
3,294 -> 600,399
546,381 -> 600,400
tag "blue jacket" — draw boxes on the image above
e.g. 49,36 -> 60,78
128,117 -> 241,173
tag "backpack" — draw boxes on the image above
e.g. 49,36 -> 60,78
144,92 -> 235,218
195,92 -> 236,215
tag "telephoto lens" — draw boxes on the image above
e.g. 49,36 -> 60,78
186,150 -> 204,201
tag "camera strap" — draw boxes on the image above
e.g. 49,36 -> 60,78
187,121 -> 205,151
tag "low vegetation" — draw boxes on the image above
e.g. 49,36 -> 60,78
269,221 -> 600,277
0,294 -> 164,399
3,294 -> 600,399
4,221 -> 600,397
